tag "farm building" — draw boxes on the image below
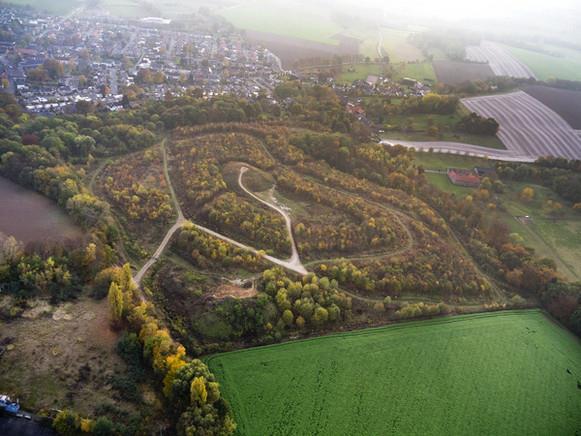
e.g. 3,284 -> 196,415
447,168 -> 481,187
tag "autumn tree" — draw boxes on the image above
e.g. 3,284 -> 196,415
519,187 -> 535,202
108,282 -> 124,323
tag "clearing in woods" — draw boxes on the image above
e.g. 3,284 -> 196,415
208,310 -> 581,436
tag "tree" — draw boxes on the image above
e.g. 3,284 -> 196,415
312,306 -> 329,325
53,410 -> 80,435
519,187 -> 535,202
281,309 -> 294,326
190,376 -> 208,405
92,417 -> 115,436
108,282 -> 124,323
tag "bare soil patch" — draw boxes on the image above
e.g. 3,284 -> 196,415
523,85 -> 581,129
0,298 -> 131,416
433,60 -> 495,85
212,284 -> 257,300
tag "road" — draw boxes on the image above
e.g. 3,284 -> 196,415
381,139 -> 536,162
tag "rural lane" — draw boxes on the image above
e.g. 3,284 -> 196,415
380,139 -> 536,162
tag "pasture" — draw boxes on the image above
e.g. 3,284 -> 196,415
218,0 -> 341,45
0,176 -> 81,244
495,181 -> 581,281
209,310 -> 581,436
335,63 -> 385,84
462,91 -> 581,160
506,45 -> 581,82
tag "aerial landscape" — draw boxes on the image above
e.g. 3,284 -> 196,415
0,0 -> 580,435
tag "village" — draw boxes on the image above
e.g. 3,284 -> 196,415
0,5 -> 283,115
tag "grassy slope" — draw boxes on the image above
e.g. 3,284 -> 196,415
384,111 -> 505,150
494,182 -> 581,281
505,45 -> 581,81
415,153 -> 581,281
209,310 -> 581,436
218,1 -> 341,45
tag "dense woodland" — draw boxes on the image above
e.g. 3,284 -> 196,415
2,81 -> 581,433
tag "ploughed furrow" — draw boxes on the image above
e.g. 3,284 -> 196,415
490,95 -> 572,159
484,95 -> 577,159
464,42 -> 535,79
512,92 -> 581,159
462,92 -> 581,160
464,98 -> 534,155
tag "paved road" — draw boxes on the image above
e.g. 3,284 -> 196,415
381,139 -> 536,162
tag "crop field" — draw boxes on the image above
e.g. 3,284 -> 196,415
0,176 -> 81,244
353,27 -> 424,63
209,310 -> 581,436
465,41 -> 536,79
432,60 -> 494,85
523,85 -> 581,130
506,45 -> 581,82
462,91 -> 581,160
218,0 -> 341,46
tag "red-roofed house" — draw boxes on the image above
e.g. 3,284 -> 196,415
447,168 -> 480,187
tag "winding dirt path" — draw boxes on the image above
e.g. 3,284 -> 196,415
238,166 -> 306,274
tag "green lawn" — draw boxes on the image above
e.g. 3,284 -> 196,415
391,62 -> 436,82
494,182 -> 581,281
413,153 -> 494,171
336,63 -> 385,84
505,45 -> 581,81
383,111 -> 505,150
209,310 -> 581,436
425,173 -> 474,196
218,0 -> 341,45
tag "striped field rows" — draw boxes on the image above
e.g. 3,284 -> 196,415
465,41 -> 536,79
462,91 -> 581,160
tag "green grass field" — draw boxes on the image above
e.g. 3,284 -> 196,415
494,182 -> 581,281
383,110 -> 505,149
209,310 -> 581,436
335,64 -> 385,84
352,27 -> 424,62
218,0 -> 341,45
425,173 -> 474,196
505,45 -> 581,81
413,152 -> 494,171
391,61 -> 436,82
415,153 -> 581,281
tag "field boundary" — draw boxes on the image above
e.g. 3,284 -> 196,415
206,309 -> 543,363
